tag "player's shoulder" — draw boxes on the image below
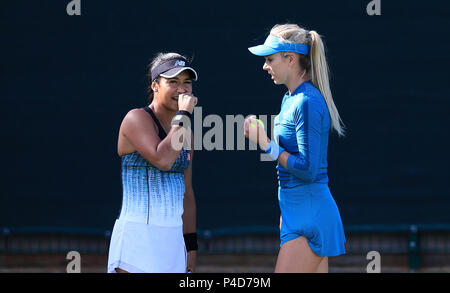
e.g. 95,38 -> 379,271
298,82 -> 322,100
297,84 -> 325,109
125,107 -> 149,119
303,81 -> 322,97
122,107 -> 153,129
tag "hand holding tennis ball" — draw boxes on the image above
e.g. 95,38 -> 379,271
250,118 -> 265,129
244,115 -> 270,150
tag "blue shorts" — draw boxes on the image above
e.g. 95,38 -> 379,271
278,183 -> 346,257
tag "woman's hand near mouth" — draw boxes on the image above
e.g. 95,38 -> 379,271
178,94 -> 197,114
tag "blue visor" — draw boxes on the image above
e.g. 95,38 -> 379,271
248,35 -> 310,56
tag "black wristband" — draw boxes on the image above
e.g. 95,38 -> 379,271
176,110 -> 192,119
172,110 -> 192,128
183,232 -> 198,252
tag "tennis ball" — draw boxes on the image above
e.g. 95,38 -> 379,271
250,118 -> 265,130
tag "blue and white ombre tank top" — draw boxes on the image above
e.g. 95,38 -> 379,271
118,107 -> 190,227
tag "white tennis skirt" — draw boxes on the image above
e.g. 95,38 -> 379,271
107,219 -> 187,273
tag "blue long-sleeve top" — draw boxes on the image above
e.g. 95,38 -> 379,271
273,81 -> 330,188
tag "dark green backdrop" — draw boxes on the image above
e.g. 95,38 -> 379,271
1,0 -> 449,232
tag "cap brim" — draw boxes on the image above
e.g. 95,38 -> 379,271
160,67 -> 198,81
248,45 -> 278,56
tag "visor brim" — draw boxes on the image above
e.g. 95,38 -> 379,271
159,67 -> 198,81
248,45 -> 279,56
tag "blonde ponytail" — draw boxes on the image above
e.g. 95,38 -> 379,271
309,31 -> 345,137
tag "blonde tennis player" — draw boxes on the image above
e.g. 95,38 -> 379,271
245,24 -> 346,273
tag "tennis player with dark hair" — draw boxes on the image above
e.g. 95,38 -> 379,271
245,24 -> 346,273
107,52 -> 199,273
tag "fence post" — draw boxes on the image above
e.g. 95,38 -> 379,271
408,225 -> 420,271
2,227 -> 10,253
202,230 -> 212,253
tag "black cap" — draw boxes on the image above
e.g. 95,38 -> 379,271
151,58 -> 198,82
